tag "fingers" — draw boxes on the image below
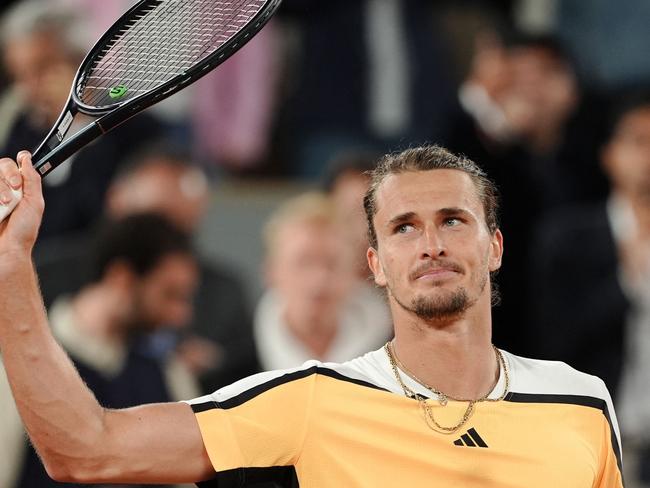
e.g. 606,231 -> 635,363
16,151 -> 42,198
0,156 -> 22,205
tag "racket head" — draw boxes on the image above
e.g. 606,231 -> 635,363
71,0 -> 280,114
30,0 -> 281,179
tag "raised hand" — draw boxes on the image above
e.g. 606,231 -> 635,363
0,151 -> 44,256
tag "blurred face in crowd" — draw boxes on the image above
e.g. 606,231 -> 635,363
503,46 -> 578,138
367,170 -> 502,323
470,32 -> 512,101
602,106 -> 650,199
3,30 -> 77,124
330,170 -> 372,277
266,219 -> 355,327
107,160 -> 210,233
121,253 -> 199,333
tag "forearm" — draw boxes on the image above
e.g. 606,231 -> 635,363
0,155 -> 213,484
0,252 -> 106,479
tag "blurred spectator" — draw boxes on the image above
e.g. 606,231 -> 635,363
502,32 -> 609,208
280,0 -> 453,179
256,192 -> 391,369
50,0 -> 135,40
530,92 -> 650,487
445,27 -> 609,356
0,0 -> 165,237
322,149 -> 381,280
34,145 -> 259,394
504,35 -> 578,158
1,214 -> 199,488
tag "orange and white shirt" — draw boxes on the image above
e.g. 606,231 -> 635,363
186,348 -> 624,487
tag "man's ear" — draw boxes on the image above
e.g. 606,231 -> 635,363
488,229 -> 504,272
367,247 -> 387,287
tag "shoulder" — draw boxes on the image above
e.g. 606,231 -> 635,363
185,350 -> 390,410
505,351 -> 611,400
504,351 -> 623,467
504,351 -> 620,440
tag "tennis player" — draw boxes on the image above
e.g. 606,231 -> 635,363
0,146 -> 623,486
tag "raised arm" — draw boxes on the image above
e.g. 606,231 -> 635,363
0,153 -> 214,484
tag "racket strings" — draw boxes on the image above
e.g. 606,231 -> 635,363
88,2 -> 173,83
101,0 -> 253,89
79,0 -> 267,108
78,2 -> 164,98
81,0 -> 258,102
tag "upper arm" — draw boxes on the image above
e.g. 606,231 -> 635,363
69,402 -> 214,485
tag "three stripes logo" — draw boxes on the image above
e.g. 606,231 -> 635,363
453,428 -> 488,448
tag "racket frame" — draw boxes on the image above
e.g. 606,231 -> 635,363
32,0 -> 282,176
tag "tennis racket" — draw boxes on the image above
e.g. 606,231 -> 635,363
0,0 -> 281,223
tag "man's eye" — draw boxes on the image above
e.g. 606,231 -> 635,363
396,223 -> 415,233
444,218 -> 461,227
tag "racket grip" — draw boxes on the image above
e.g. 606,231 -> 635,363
0,188 -> 23,223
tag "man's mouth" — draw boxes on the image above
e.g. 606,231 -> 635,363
411,262 -> 463,281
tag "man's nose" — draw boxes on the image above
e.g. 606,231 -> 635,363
420,225 -> 446,258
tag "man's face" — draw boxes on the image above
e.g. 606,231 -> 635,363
3,32 -> 76,123
108,162 -> 210,233
502,47 -> 578,136
267,220 -> 354,324
127,253 -> 199,331
603,107 -> 650,198
367,170 -> 502,322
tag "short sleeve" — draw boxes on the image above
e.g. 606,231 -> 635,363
595,379 -> 624,487
184,367 -> 317,472
595,417 -> 624,487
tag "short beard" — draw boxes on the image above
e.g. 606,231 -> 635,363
393,287 -> 470,321
413,289 -> 470,320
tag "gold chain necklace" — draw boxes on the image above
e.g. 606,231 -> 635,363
384,341 -> 509,434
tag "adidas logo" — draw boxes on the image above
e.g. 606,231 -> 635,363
453,428 -> 488,448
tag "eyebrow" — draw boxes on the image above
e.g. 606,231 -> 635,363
386,207 -> 474,228
438,207 -> 473,219
387,212 -> 417,228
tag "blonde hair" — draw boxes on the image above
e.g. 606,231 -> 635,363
263,192 -> 338,256
363,145 -> 500,248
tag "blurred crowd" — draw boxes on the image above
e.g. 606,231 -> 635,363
0,0 -> 649,486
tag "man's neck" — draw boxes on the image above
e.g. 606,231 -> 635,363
389,298 -> 498,400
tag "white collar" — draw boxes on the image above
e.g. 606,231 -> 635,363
49,297 -> 127,377
379,343 -> 510,402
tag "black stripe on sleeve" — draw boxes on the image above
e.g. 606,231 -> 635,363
192,366 -> 387,412
505,392 -> 622,476
191,400 -> 219,413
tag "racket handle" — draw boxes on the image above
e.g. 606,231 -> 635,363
0,188 -> 23,224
